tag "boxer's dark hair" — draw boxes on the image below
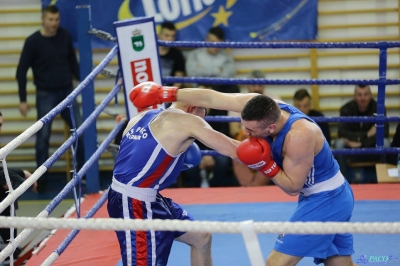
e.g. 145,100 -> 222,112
241,95 -> 280,125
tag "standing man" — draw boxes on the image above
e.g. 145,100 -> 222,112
16,5 -> 84,193
109,87 -> 239,265
131,83 -> 357,266
158,21 -> 186,88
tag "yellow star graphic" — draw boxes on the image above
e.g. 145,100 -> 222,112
211,6 -> 232,27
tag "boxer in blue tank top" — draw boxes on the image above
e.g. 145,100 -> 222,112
107,101 -> 239,266
264,103 -> 355,265
234,96 -> 355,266
129,82 -> 359,266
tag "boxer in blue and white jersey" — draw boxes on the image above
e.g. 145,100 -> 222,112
107,99 -> 239,266
130,82 -> 357,266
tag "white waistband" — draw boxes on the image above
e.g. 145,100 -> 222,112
111,177 -> 157,202
300,171 -> 345,196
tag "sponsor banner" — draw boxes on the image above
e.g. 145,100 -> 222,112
115,17 -> 162,119
43,0 -> 317,47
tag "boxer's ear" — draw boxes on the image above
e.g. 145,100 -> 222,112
186,106 -> 196,113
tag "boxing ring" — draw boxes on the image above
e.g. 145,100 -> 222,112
0,10 -> 399,266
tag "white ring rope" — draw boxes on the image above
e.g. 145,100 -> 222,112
0,166 -> 47,214
0,121 -> 43,160
0,211 -> 49,262
0,217 -> 398,234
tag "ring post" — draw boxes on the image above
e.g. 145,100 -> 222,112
377,44 -> 387,161
76,5 -> 100,193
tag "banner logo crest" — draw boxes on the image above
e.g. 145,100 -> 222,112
131,29 -> 144,51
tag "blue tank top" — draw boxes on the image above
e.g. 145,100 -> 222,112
266,103 -> 339,188
113,109 -> 186,190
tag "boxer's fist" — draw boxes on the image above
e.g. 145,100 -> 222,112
129,82 -> 178,109
236,138 -> 280,178
182,143 -> 202,171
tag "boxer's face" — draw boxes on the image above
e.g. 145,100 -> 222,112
42,11 -> 60,36
241,119 -> 275,138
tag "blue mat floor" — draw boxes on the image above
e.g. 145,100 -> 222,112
117,200 -> 400,266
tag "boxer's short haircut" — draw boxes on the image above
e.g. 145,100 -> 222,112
241,95 -> 280,125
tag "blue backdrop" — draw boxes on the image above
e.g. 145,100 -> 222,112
42,0 -> 317,48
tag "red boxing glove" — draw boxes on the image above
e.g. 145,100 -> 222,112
129,82 -> 178,109
236,137 -> 280,178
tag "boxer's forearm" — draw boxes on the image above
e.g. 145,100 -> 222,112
177,88 -> 256,113
177,88 -> 217,109
270,170 -> 303,196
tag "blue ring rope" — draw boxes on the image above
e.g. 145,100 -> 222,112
204,116 -> 400,123
67,104 -> 81,218
44,118 -> 126,214
43,83 -> 123,213
158,40 -> 400,49
42,82 -> 120,170
162,76 -> 400,85
54,188 -> 110,256
201,147 -> 400,157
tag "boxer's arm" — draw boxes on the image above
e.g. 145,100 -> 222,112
272,127 -> 315,196
183,114 -> 240,160
177,89 -> 258,113
130,82 -> 286,112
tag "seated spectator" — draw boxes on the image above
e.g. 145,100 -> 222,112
186,27 -> 235,78
244,70 -> 280,97
334,85 -> 390,183
158,21 -> 186,88
293,88 -> 331,145
228,70 -> 279,186
181,84 -> 239,188
0,111 -> 36,260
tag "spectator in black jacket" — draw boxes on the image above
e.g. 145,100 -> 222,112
334,85 -> 390,183
293,88 -> 331,145
16,5 -> 84,193
158,22 -> 186,88
0,168 -> 32,247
